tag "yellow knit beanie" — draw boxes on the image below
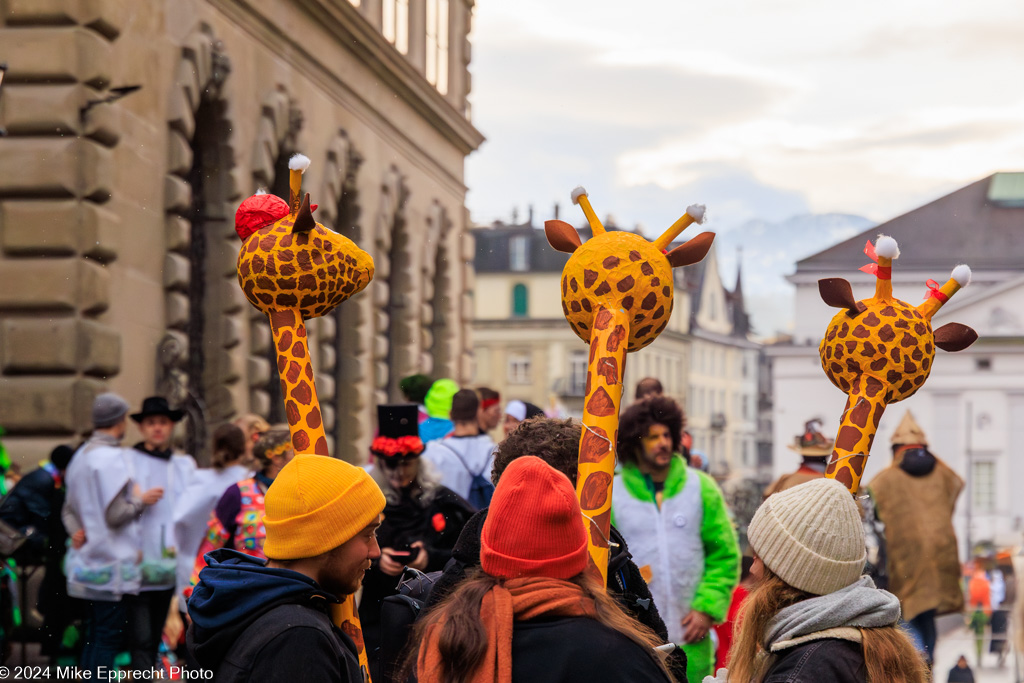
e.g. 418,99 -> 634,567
263,455 -> 386,560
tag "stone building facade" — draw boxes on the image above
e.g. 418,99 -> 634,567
0,0 -> 483,465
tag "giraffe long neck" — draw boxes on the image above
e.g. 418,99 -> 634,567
268,309 -> 329,455
576,307 -> 629,586
268,307 -> 368,672
824,377 -> 889,494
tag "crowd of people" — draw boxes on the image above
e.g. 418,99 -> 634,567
0,374 -> 1017,683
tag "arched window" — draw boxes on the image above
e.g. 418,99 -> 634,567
512,283 -> 528,317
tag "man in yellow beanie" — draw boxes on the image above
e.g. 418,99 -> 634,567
187,454 -> 386,682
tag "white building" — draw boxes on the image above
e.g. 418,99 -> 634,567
769,172 -> 1024,553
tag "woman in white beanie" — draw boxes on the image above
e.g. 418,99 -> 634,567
726,478 -> 926,683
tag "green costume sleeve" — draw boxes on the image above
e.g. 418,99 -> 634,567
690,471 -> 740,622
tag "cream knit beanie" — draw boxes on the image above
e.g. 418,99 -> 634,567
748,478 -> 866,595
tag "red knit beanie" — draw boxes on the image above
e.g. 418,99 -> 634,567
480,455 -> 590,580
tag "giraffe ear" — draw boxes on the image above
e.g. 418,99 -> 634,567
544,219 -> 581,254
293,193 -> 316,234
818,278 -> 866,316
665,232 -> 715,268
933,322 -> 978,352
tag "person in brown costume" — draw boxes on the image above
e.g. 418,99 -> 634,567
868,410 -> 964,668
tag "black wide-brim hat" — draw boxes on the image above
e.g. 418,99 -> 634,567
131,396 -> 184,423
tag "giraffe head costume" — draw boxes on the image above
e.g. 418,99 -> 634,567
546,187 -> 715,582
234,153 -> 374,669
235,154 -> 374,455
817,235 -> 977,494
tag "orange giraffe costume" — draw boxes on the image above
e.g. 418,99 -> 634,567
545,186 -> 716,583
234,154 -> 375,671
817,235 -> 977,494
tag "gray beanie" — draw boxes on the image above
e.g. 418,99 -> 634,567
93,392 -> 130,428
748,478 -> 866,596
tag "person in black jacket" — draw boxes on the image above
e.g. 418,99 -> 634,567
359,404 -> 475,676
187,454 -> 386,682
426,416 -> 687,679
408,456 -> 674,683
0,444 -> 76,662
727,479 -> 926,683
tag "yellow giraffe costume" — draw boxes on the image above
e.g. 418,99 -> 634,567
234,154 -> 375,671
817,235 -> 977,494
546,187 -> 715,583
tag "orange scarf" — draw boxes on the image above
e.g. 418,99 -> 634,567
417,577 -> 596,683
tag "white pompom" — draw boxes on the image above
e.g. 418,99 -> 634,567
255,188 -> 267,195
875,235 -> 900,259
288,153 -> 311,172
571,186 -> 588,205
951,264 -> 972,286
687,204 -> 707,225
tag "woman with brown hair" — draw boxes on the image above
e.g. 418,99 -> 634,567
407,455 -> 674,683
726,478 -> 926,683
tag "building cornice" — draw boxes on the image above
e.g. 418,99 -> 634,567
209,0 -> 483,190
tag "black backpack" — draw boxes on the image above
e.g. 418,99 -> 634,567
377,567 -> 446,683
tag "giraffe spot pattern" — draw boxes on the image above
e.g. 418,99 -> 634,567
890,347 -> 901,363
606,326 -> 626,352
898,380 -> 914,394
579,425 -> 611,463
597,356 -> 618,386
836,425 -> 862,451
894,318 -> 910,330
293,380 -> 314,405
900,333 -> 917,348
594,309 -> 613,330
863,342 -> 877,357
662,286 -> 671,297
308,407 -> 322,429
878,325 -> 896,342
571,301 -> 582,313
870,357 -> 887,372
834,466 -> 854,489
622,295 -> 634,310
863,312 -> 881,327
581,299 -> 592,312
641,292 -> 658,310
293,430 -> 311,451
586,387 -> 615,417
584,270 -> 598,287
914,322 -> 927,335
561,278 -> 567,297
570,278 -> 578,293
850,455 -> 866,476
580,471 -> 612,510
650,277 -> 660,287
826,346 -> 833,360
640,262 -> 654,276
588,509 -> 611,549
835,345 -> 844,360
277,330 -> 293,352
603,255 -> 620,269
849,399 -> 871,428
291,341 -> 306,358
629,250 -> 642,261
635,324 -> 654,338
286,400 -> 300,425
845,341 -> 857,353
594,281 -> 611,296
616,276 -> 635,293
864,376 -> 884,398
652,306 -> 665,320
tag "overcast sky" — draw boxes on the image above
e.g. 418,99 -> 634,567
464,0 -> 1024,235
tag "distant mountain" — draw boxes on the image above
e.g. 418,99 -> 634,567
715,213 -> 875,338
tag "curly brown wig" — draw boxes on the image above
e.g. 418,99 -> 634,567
491,417 -> 581,485
617,396 -> 685,466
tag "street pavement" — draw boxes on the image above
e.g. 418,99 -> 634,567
933,614 -> 1020,683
